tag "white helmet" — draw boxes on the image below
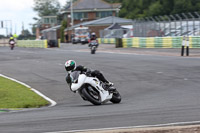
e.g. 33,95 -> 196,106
65,60 -> 76,72
92,32 -> 96,35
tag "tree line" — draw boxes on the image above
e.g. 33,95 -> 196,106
33,0 -> 200,21
29,0 -> 200,41
105,0 -> 200,19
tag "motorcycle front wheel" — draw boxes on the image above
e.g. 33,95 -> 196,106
91,49 -> 95,54
110,90 -> 121,104
82,87 -> 101,105
91,46 -> 96,54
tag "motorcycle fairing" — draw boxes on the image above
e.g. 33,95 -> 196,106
71,74 -> 113,102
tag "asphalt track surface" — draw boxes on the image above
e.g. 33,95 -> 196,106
0,44 -> 200,133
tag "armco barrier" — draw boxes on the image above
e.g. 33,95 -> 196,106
122,37 -> 183,48
17,40 -> 48,48
189,36 -> 200,48
99,37 -> 200,48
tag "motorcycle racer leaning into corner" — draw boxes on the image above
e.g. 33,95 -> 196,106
65,60 -> 115,92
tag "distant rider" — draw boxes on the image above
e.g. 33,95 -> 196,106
90,32 -> 97,41
8,36 -> 16,50
65,60 -> 114,91
9,37 -> 15,44
89,32 -> 98,47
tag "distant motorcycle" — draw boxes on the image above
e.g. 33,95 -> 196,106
89,40 -> 98,54
69,71 -> 121,105
9,40 -> 15,50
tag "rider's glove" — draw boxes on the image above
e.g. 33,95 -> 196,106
66,74 -> 71,83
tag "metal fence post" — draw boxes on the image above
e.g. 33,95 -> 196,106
170,15 -> 176,36
150,17 -> 156,37
165,15 -> 171,36
194,12 -> 200,35
155,16 -> 161,36
134,19 -> 138,37
145,17 -> 151,37
175,14 -> 182,36
188,12 -> 195,36
141,18 -> 145,37
159,16 -> 165,36
182,13 -> 189,37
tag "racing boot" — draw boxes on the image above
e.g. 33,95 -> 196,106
105,82 -> 116,92
107,82 -> 114,86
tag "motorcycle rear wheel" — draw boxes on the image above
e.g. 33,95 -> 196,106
82,87 -> 101,105
10,46 -> 14,50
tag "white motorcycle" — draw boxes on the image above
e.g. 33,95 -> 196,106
69,71 -> 121,105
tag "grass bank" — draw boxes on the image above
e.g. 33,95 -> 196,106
0,76 -> 49,108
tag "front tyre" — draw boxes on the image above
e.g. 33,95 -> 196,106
110,90 -> 121,104
91,49 -> 95,54
91,46 -> 96,54
82,87 -> 101,105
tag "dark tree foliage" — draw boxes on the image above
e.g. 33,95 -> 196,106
105,0 -> 200,19
60,20 -> 67,43
33,0 -> 61,17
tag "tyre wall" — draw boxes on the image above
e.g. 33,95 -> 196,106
16,40 -> 48,48
98,37 -> 200,48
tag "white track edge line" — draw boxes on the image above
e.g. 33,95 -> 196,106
44,120 -> 200,133
0,74 -> 57,107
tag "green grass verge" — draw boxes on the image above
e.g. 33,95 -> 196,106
0,76 -> 49,108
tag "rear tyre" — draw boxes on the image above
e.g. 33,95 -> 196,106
110,90 -> 121,104
82,87 -> 101,105
10,45 -> 14,50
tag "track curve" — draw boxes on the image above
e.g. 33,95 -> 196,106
0,44 -> 200,133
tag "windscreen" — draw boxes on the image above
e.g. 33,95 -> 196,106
70,71 -> 81,83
